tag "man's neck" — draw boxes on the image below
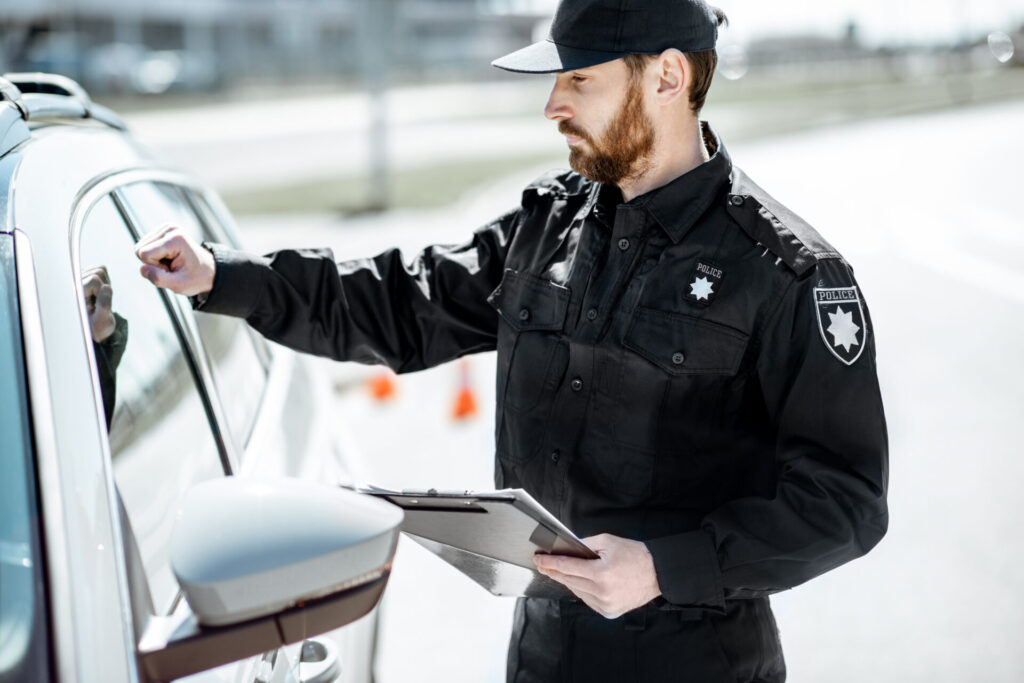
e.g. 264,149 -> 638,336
617,119 -> 709,203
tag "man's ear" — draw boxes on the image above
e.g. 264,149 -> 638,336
654,48 -> 690,105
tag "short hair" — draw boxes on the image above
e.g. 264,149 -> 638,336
623,7 -> 728,115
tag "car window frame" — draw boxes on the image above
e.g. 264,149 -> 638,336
71,169 -> 248,474
105,185 -> 237,476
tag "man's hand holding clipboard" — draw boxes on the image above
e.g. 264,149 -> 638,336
533,533 -> 662,619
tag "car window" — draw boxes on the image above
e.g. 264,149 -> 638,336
79,195 -> 225,615
117,182 -> 268,451
0,237 -> 51,683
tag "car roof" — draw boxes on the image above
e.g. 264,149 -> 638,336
0,73 -> 171,241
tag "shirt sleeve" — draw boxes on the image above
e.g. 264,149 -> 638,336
193,208 -> 521,373
647,256 -> 889,612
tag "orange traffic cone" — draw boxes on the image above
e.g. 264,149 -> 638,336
451,359 -> 479,420
366,368 -> 397,401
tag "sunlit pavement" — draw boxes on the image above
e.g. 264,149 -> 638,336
238,98 -> 1024,682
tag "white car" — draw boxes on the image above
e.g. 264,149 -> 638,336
0,73 -> 400,683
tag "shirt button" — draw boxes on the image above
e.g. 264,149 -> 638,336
570,377 -> 583,392
671,352 -> 685,365
519,308 -> 530,321
550,450 -> 560,464
586,308 -> 598,322
729,195 -> 744,206
617,238 -> 631,251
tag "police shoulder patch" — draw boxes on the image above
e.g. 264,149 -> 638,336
813,280 -> 867,366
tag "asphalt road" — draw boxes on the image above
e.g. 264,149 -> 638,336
236,98 -> 1024,682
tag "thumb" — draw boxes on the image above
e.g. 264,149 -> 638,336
96,284 -> 113,310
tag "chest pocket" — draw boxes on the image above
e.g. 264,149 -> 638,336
488,269 -> 570,332
487,269 -> 570,415
623,307 -> 748,376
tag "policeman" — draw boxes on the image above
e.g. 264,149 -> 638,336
136,0 -> 888,680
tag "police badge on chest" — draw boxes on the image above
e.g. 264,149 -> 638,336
685,260 -> 724,306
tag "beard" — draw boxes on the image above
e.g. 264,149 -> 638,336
558,77 -> 656,186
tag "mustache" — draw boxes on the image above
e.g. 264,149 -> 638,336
558,121 -> 591,143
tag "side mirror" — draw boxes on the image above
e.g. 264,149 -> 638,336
138,478 -> 403,681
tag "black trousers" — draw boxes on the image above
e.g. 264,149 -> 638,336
506,597 -> 786,683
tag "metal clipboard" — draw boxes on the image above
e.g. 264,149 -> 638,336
354,486 -> 599,599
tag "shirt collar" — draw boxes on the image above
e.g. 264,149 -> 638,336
604,122 -> 732,244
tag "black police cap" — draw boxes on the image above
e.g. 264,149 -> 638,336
492,0 -> 721,74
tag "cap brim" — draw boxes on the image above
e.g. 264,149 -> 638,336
491,39 -> 626,74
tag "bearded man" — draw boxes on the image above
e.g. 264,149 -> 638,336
135,1 -> 889,680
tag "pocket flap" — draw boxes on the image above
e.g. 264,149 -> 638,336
487,269 -> 570,332
624,308 -> 748,375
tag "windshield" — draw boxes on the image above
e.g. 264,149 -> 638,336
0,235 -> 52,682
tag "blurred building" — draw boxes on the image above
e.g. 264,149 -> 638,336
0,0 -> 546,93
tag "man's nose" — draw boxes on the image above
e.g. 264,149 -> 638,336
544,80 -> 571,122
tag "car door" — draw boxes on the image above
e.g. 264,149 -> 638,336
75,190 -> 292,683
89,175 -> 374,683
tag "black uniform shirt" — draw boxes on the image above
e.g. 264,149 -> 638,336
197,125 -> 888,615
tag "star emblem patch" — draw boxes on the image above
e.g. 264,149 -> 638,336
814,286 -> 867,365
685,260 -> 724,306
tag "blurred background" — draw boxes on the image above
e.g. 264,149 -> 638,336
5,1 -> 1024,681
2,0 -> 1023,213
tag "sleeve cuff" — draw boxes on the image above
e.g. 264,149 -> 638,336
191,243 -> 270,319
646,529 -> 726,613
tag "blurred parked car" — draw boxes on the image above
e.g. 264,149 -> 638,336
85,44 -> 223,95
0,73 -> 392,683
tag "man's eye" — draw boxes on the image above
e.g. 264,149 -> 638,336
571,75 -> 587,83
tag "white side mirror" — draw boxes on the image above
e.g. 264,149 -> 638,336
172,477 -> 402,626
138,477 -> 402,681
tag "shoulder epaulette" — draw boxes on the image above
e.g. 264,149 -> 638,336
726,167 -> 841,276
522,169 -> 593,203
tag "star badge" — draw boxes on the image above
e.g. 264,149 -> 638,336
690,276 -> 714,301
826,306 -> 861,353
